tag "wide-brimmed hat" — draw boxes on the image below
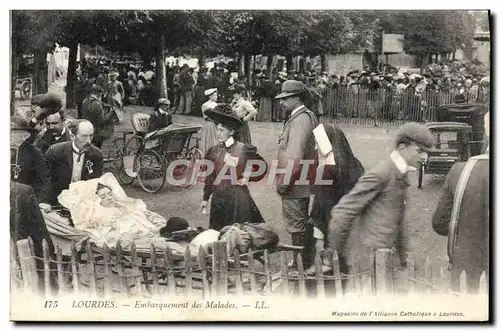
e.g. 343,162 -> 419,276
108,69 -> 119,76
275,80 -> 308,99
480,76 -> 490,86
164,217 -> 190,234
229,83 -> 246,94
39,92 -> 63,113
158,98 -> 171,106
205,104 -> 242,129
204,88 -> 217,97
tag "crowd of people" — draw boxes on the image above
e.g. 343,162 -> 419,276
73,57 -> 490,129
11,71 -> 490,296
11,52 -> 490,296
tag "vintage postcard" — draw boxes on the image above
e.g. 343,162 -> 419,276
9,9 -> 491,322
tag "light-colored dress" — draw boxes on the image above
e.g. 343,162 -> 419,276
200,100 -> 218,156
230,97 -> 257,144
58,173 -> 167,247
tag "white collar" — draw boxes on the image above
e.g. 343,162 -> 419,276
291,105 -> 305,117
72,141 -> 83,154
54,127 -> 66,140
224,136 -> 235,148
390,150 -> 415,174
158,108 -> 166,115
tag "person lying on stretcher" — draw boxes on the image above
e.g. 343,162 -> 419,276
89,183 -> 160,242
58,172 -> 167,246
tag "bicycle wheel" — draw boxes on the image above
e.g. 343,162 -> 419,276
20,81 -> 31,100
111,137 -> 126,169
179,147 -> 204,188
117,136 -> 143,186
137,149 -> 167,193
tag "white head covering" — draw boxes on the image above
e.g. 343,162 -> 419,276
204,88 -> 217,97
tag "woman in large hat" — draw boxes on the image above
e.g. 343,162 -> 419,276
200,88 -> 219,156
200,104 -> 267,231
229,83 -> 257,144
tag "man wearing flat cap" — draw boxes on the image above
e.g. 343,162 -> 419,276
328,122 -> 436,276
275,80 -> 319,267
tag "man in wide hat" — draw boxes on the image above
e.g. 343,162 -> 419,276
10,110 -> 50,201
275,80 -> 319,268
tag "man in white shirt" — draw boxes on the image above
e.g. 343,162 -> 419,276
34,110 -> 71,154
40,120 -> 103,211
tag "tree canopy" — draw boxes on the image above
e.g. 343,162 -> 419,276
12,10 -> 482,64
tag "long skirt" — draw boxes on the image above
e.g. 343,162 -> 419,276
257,97 -> 272,122
200,120 -> 218,156
192,86 -> 206,117
235,120 -> 252,144
209,185 -> 265,231
272,100 -> 286,121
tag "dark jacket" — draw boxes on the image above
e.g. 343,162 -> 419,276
328,158 -> 409,271
276,106 -> 319,198
44,141 -> 103,205
10,181 -> 57,293
11,142 -> 50,202
81,95 -> 115,140
148,110 -> 173,132
34,128 -> 71,155
432,158 -> 489,275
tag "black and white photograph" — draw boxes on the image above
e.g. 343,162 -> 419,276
8,8 -> 491,322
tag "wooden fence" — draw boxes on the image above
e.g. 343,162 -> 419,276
11,237 -> 488,298
320,88 -> 485,127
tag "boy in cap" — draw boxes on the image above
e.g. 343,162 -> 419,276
148,98 -> 173,132
328,122 -> 436,277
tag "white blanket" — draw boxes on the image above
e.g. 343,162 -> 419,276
58,173 -> 167,247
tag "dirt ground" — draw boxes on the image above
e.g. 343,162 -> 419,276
107,105 -> 448,268
16,85 -> 448,270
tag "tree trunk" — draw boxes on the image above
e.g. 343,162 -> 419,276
266,54 -> 274,74
66,42 -> 78,110
244,54 -> 252,78
155,35 -> 167,99
286,54 -> 293,72
33,50 -> 48,95
418,55 -> 426,75
320,54 -> 326,73
198,52 -> 205,68
249,55 -> 256,82
452,51 -> 456,61
11,41 -> 18,115
238,53 -> 245,76
33,52 -> 40,95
